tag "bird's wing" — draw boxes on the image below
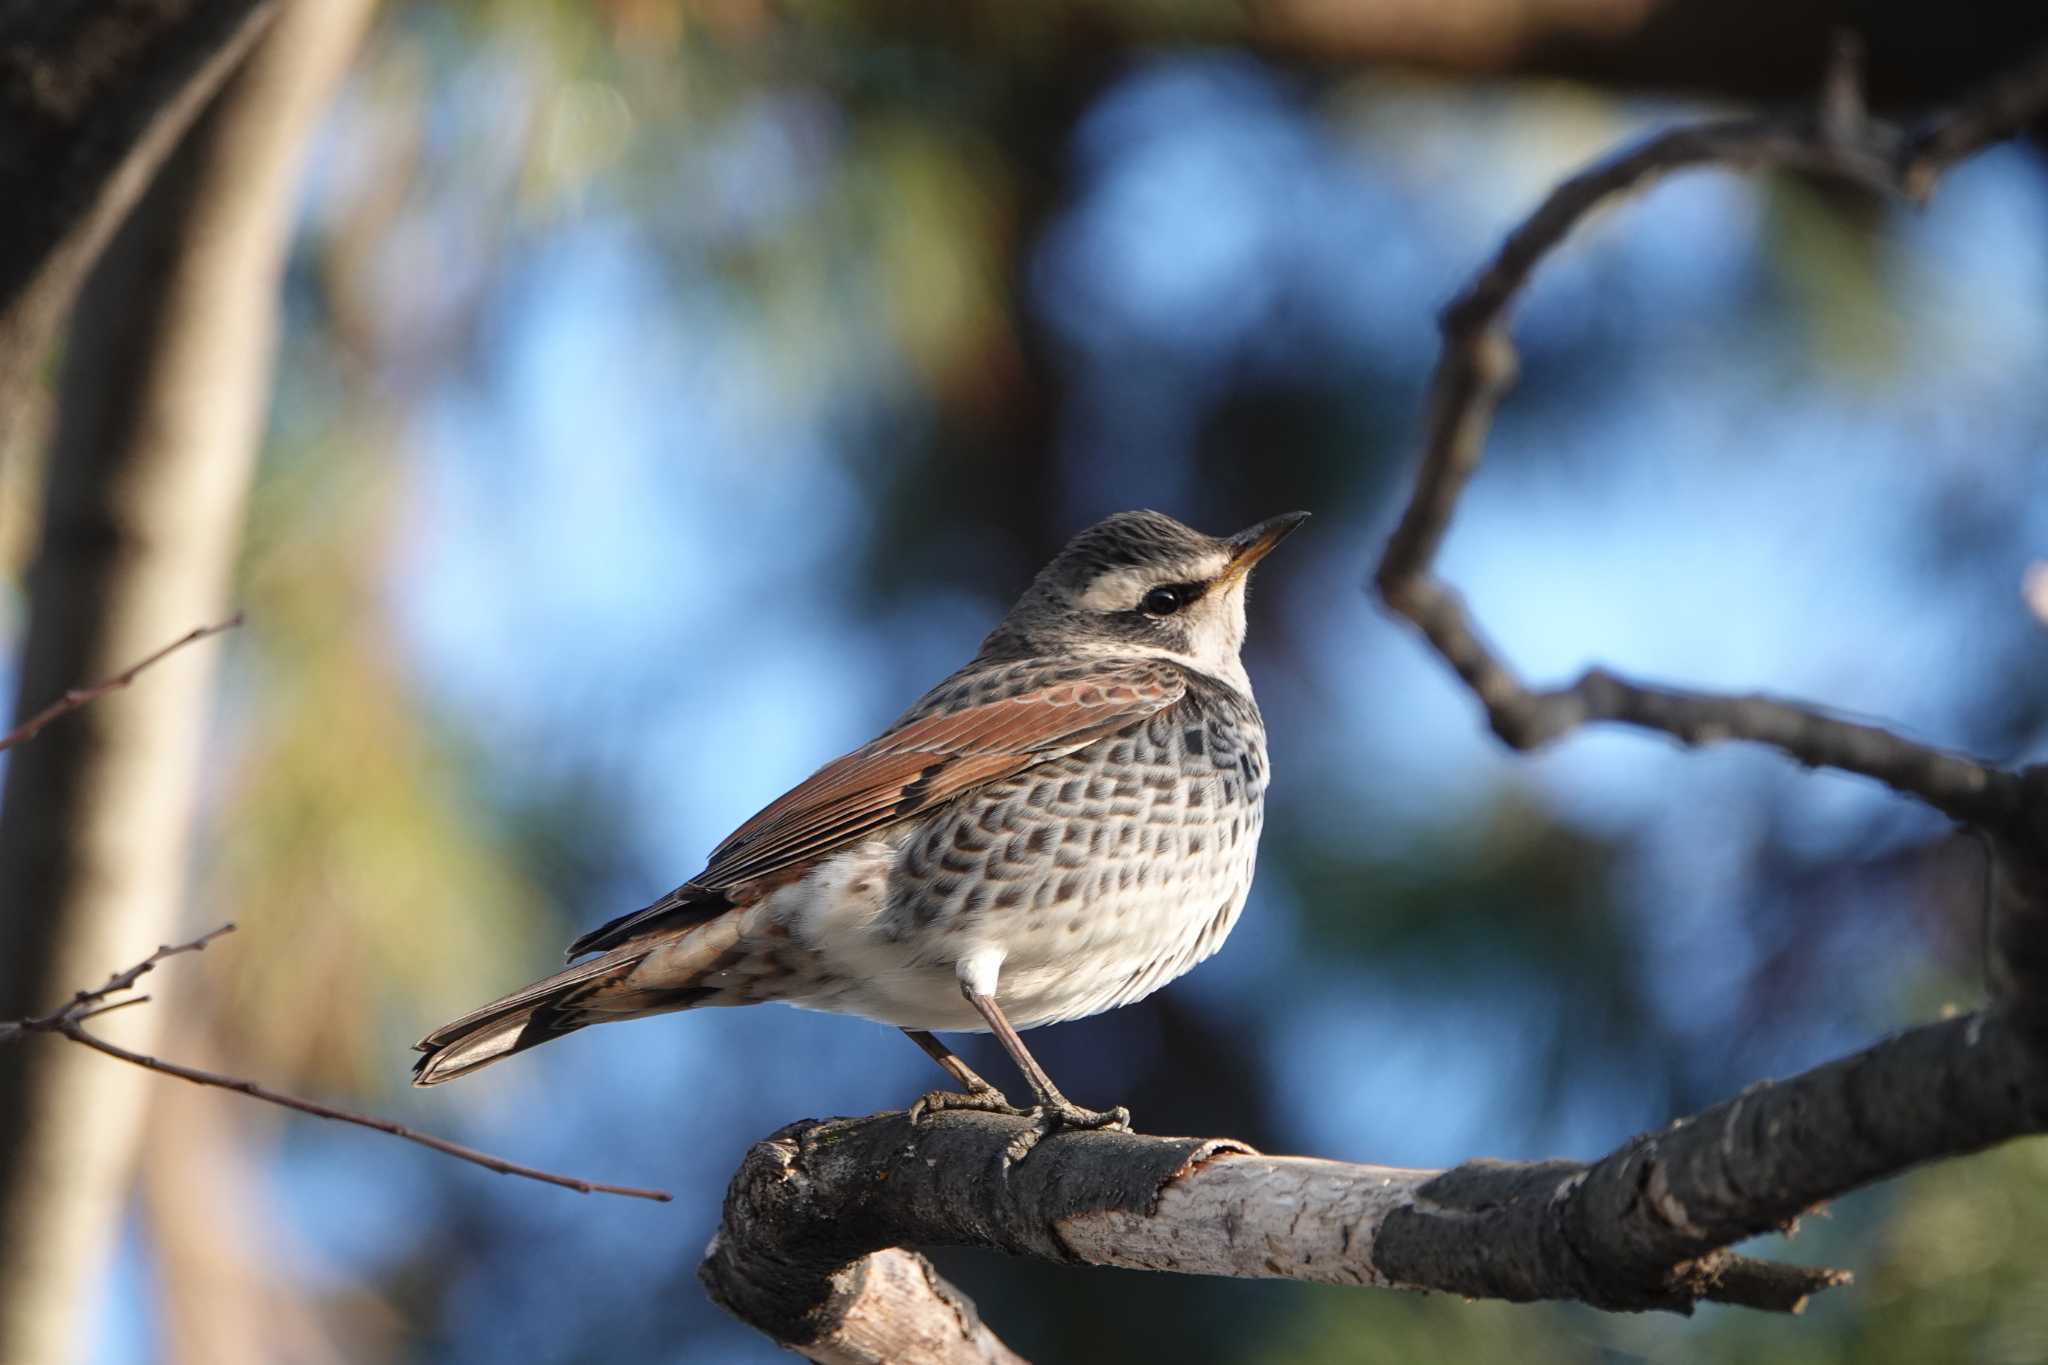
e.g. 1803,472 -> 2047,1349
564,660 -> 1185,960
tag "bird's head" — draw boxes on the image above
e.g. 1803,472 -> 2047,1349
983,509 -> 1309,687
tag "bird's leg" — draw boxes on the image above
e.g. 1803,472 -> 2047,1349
901,1028 -> 1032,1124
965,989 -> 1132,1141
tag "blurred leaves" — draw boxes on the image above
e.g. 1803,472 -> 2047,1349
1761,178 -> 1904,379
860,117 -> 1020,406
1288,790 -> 1629,977
1856,1143 -> 2048,1365
1249,1286 -> 1588,1365
205,443 -> 548,1094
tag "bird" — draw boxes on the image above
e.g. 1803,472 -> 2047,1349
412,508 -> 1307,1148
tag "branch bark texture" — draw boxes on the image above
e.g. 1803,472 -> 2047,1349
708,1005 -> 2048,1359
700,994 -> 2048,1358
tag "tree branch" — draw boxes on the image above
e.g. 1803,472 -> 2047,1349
701,41 -> 2048,1364
1372,37 -> 2048,846
0,615 -> 243,754
0,927 -> 672,1203
705,998 -> 2048,1358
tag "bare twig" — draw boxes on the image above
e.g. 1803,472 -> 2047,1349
1900,45 -> 2048,196
0,928 -> 671,1203
0,614 -> 244,753
1372,44 -> 2048,845
55,1026 -> 671,1201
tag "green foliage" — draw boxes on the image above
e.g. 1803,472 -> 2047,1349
1251,1285 -> 1588,1365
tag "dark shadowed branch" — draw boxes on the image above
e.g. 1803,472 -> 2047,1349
0,0 -> 282,457
0,926 -> 672,1203
1371,35 -> 2048,847
699,41 -> 2048,1365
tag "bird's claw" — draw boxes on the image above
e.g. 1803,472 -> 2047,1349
909,1085 -> 1032,1126
1044,1100 -> 1131,1132
1000,1101 -> 1134,1163
909,1088 -> 1135,1161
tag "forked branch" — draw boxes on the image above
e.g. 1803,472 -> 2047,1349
1371,37 -> 2048,848
1,617 -> 669,1201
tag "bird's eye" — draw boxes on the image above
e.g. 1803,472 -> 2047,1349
1139,586 -> 1184,617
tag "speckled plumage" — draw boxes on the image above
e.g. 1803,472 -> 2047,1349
414,509 -> 1304,1117
711,663 -> 1267,1033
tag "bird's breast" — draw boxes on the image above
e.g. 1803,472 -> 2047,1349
774,687 -> 1270,1031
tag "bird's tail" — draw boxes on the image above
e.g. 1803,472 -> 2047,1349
411,920 -> 739,1086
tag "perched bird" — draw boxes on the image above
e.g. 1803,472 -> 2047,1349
413,508 -> 1306,1145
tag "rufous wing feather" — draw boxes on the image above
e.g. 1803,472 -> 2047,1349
563,661 -> 1186,960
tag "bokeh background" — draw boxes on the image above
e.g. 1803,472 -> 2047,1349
4,2 -> 2048,1362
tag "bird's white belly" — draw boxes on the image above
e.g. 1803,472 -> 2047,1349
763,790 -> 1263,1033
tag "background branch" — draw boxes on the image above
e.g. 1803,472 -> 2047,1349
1372,39 -> 2048,846
0,928 -> 672,1203
0,615 -> 242,754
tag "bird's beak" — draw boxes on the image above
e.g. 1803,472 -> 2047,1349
1220,511 -> 1310,582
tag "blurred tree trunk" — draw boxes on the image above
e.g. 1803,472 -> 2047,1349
142,1038 -> 357,1365
859,1 -> 2048,110
0,0 -> 281,470
0,2 -> 372,1360
1250,0 -> 2048,104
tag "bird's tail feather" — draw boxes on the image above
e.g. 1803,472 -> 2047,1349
412,922 -> 737,1085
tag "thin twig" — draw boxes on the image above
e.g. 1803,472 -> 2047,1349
62,922 -> 238,1013
0,927 -> 671,1203
1372,44 -> 2048,842
55,1025 -> 671,1201
1901,45 -> 2048,196
72,996 -> 154,1024
0,614 -> 245,753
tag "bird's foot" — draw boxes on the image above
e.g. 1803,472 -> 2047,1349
908,1083 -> 1032,1126
909,1087 -> 1133,1161
1000,1100 -> 1133,1163
1042,1098 -> 1132,1133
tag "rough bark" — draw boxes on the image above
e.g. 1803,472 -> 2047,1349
705,1006 -> 2048,1360
0,2 -> 371,1358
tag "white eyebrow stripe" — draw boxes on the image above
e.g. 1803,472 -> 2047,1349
1076,551 -> 1231,613
1077,566 -> 1156,613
